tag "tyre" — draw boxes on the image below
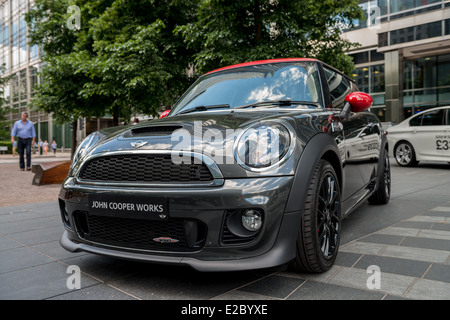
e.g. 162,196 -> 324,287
290,160 -> 341,273
368,148 -> 391,205
394,142 -> 418,167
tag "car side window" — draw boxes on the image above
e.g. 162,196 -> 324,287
410,109 -> 445,126
323,67 -> 352,109
447,109 -> 450,125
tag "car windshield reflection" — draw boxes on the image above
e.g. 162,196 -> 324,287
173,62 -> 324,115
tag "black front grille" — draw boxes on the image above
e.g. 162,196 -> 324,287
74,211 -> 206,252
78,154 -> 213,183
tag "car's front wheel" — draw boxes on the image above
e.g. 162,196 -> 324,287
394,142 -> 418,167
290,160 -> 341,273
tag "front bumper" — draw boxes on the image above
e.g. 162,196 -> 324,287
58,176 -> 300,271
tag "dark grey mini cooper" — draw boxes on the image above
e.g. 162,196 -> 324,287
59,58 -> 390,273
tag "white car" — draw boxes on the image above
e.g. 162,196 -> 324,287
387,106 -> 450,166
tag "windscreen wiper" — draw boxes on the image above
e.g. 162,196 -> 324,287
177,104 -> 231,115
234,100 -> 321,109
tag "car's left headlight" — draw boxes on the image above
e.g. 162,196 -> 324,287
235,121 -> 294,171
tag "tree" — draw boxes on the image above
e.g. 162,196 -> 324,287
77,0 -> 199,120
177,0 -> 364,76
25,0 -> 113,157
25,0 -> 198,156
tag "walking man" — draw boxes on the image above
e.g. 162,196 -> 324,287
11,112 -> 36,171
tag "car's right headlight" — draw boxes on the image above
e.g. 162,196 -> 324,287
69,132 -> 105,174
234,121 -> 294,172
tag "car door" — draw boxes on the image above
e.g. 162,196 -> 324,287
409,108 -> 449,161
322,65 -> 374,201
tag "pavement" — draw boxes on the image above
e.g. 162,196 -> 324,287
0,158 -> 449,302
0,152 -> 71,207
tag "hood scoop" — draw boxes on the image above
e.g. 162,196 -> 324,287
130,125 -> 183,136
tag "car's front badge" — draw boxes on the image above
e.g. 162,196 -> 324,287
130,140 -> 148,149
153,237 -> 179,244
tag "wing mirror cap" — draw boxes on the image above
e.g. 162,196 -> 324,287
345,92 -> 373,113
160,109 -> 171,118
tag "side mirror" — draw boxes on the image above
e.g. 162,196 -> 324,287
338,92 -> 373,121
345,92 -> 373,113
160,109 -> 171,118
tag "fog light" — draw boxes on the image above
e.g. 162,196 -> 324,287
241,210 -> 262,232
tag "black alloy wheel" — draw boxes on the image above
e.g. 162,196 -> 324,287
317,172 -> 341,259
290,160 -> 342,273
368,149 -> 391,205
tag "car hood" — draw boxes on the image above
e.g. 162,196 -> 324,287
77,108 -> 333,178
91,109 -> 328,154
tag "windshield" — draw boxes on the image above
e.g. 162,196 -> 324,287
172,62 -> 323,115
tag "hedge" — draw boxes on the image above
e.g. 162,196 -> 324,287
0,141 -> 12,153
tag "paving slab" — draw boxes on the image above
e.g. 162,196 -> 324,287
423,264 -> 450,283
0,262 -> 99,300
328,267 -> 416,297
48,283 -> 138,300
0,246 -> 55,274
381,245 -> 450,264
405,279 -> 450,300
237,275 -> 305,299
287,280 -> 385,300
353,255 -> 431,278
1,161 -> 450,300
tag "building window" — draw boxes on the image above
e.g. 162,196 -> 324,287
352,64 -> 386,108
415,21 -> 442,40
350,50 -> 385,65
402,54 -> 450,119
390,0 -> 415,14
390,27 -> 415,45
30,44 -> 38,61
350,49 -> 386,111
390,0 -> 442,15
30,65 -> 39,98
380,20 -> 445,46
19,68 -> 27,101
12,73 -> 19,103
378,32 -> 388,47
438,54 -> 450,103
354,67 -> 369,93
349,51 -> 369,65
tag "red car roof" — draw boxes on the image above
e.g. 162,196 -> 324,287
206,58 -> 319,74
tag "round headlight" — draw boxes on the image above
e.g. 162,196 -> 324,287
70,132 -> 104,172
235,122 -> 292,171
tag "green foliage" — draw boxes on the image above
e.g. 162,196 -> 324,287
25,0 -> 362,131
0,141 -> 12,153
177,0 -> 363,76
26,0 -> 198,126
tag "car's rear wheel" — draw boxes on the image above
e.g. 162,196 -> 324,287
368,148 -> 391,205
394,142 -> 418,167
290,160 -> 341,273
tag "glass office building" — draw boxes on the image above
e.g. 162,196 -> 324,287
343,0 -> 450,123
0,0 -> 73,149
